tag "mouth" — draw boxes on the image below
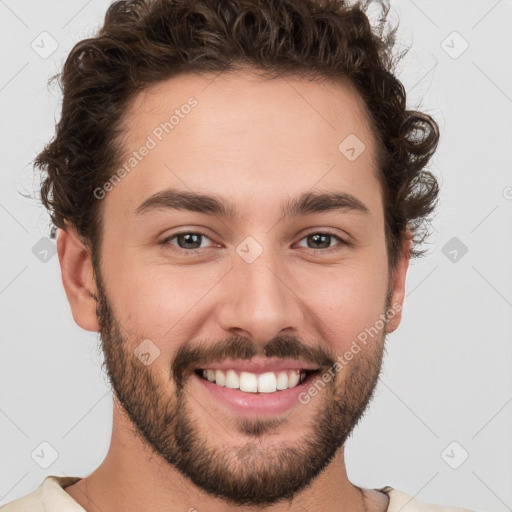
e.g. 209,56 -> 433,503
190,358 -> 322,416
193,368 -> 319,393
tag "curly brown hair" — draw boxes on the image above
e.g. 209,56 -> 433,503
36,0 -> 439,273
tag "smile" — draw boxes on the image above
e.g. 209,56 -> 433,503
191,358 -> 322,416
195,368 -> 318,393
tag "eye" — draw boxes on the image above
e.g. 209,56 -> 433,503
296,231 -> 348,252
162,231 -> 216,251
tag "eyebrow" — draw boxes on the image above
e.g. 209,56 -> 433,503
133,188 -> 371,220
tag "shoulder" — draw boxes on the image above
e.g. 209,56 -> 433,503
382,487 -> 475,512
0,476 -> 83,512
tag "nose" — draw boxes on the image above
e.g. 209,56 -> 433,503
216,245 -> 304,346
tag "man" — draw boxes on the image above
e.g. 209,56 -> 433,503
1,0 -> 473,511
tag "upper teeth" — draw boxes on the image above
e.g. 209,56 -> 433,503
201,369 -> 306,393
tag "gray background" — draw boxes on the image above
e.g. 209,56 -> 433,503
1,0 -> 511,510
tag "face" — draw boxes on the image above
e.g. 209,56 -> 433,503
88,69 -> 407,506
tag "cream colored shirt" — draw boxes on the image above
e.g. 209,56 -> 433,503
0,475 -> 474,511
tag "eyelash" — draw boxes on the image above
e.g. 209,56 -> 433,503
160,230 -> 349,254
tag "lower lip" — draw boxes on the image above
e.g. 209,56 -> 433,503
192,371 -> 318,416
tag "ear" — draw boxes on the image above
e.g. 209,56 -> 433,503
385,230 -> 412,334
57,225 -> 100,332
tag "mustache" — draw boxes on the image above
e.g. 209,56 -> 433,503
171,334 -> 336,391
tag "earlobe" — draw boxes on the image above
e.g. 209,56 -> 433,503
57,225 -> 100,332
386,232 -> 412,334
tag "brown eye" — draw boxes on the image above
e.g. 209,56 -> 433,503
163,232 -> 214,251
296,231 -> 347,251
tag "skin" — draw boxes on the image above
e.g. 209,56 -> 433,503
58,69 -> 410,512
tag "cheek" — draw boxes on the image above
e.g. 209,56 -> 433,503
99,246 -> 165,334
101,248 -> 223,346
299,260 -> 388,351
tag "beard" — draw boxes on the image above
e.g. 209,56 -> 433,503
94,266 -> 390,507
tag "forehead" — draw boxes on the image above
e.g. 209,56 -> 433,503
126,68 -> 378,158
105,69 -> 382,223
